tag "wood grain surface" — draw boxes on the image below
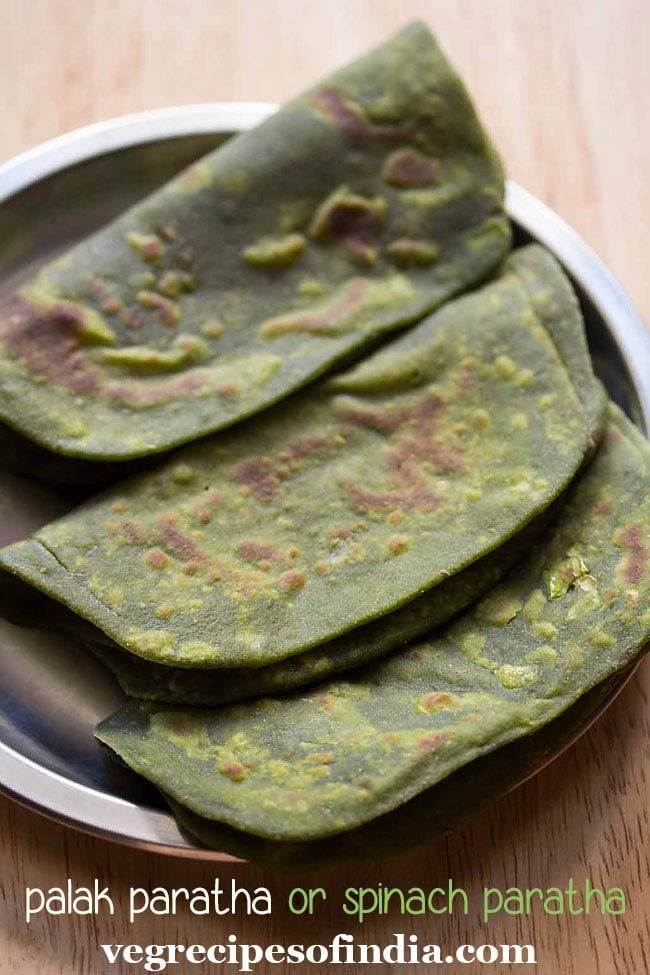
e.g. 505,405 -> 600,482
1,1 -> 649,973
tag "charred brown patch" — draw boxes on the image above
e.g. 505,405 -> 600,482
417,731 -> 451,753
216,381 -> 239,396
389,435 -> 464,475
279,570 -> 307,591
231,458 -> 279,502
105,371 -> 205,406
617,522 -> 647,586
340,404 -> 405,434
159,512 -> 180,525
342,392 -> 445,436
260,278 -> 368,337
126,232 -> 164,263
101,296 -> 123,315
157,520 -> 207,564
284,435 -> 331,461
236,541 -> 286,567
121,310 -> 142,330
311,88 -> 412,145
121,521 -> 144,544
310,189 -> 385,265
144,548 -> 171,570
382,148 -> 440,188
345,481 -> 442,515
312,199 -> 383,243
417,692 -> 455,713
387,393 -> 463,474
136,290 -> 180,328
219,762 -> 247,782
0,294 -> 99,394
341,392 -> 460,514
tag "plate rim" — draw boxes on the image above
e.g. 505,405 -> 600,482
0,103 -> 648,861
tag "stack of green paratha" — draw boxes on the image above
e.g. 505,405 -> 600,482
0,23 -> 647,865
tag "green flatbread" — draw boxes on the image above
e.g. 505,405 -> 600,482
86,508 -> 553,704
0,493 -> 556,704
166,668 -> 632,867
0,22 -> 509,462
95,406 -> 650,841
0,246 -> 605,670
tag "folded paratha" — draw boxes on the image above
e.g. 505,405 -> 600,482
0,246 -> 605,670
0,22 -> 509,463
166,669 -> 632,867
85,508 -> 554,703
95,406 -> 650,841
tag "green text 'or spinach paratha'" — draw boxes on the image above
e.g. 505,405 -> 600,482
0,22 -> 509,462
95,406 -> 650,841
0,246 -> 605,670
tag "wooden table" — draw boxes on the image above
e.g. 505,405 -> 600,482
1,2 -> 648,972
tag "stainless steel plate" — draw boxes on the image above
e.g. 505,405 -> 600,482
0,105 -> 648,861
